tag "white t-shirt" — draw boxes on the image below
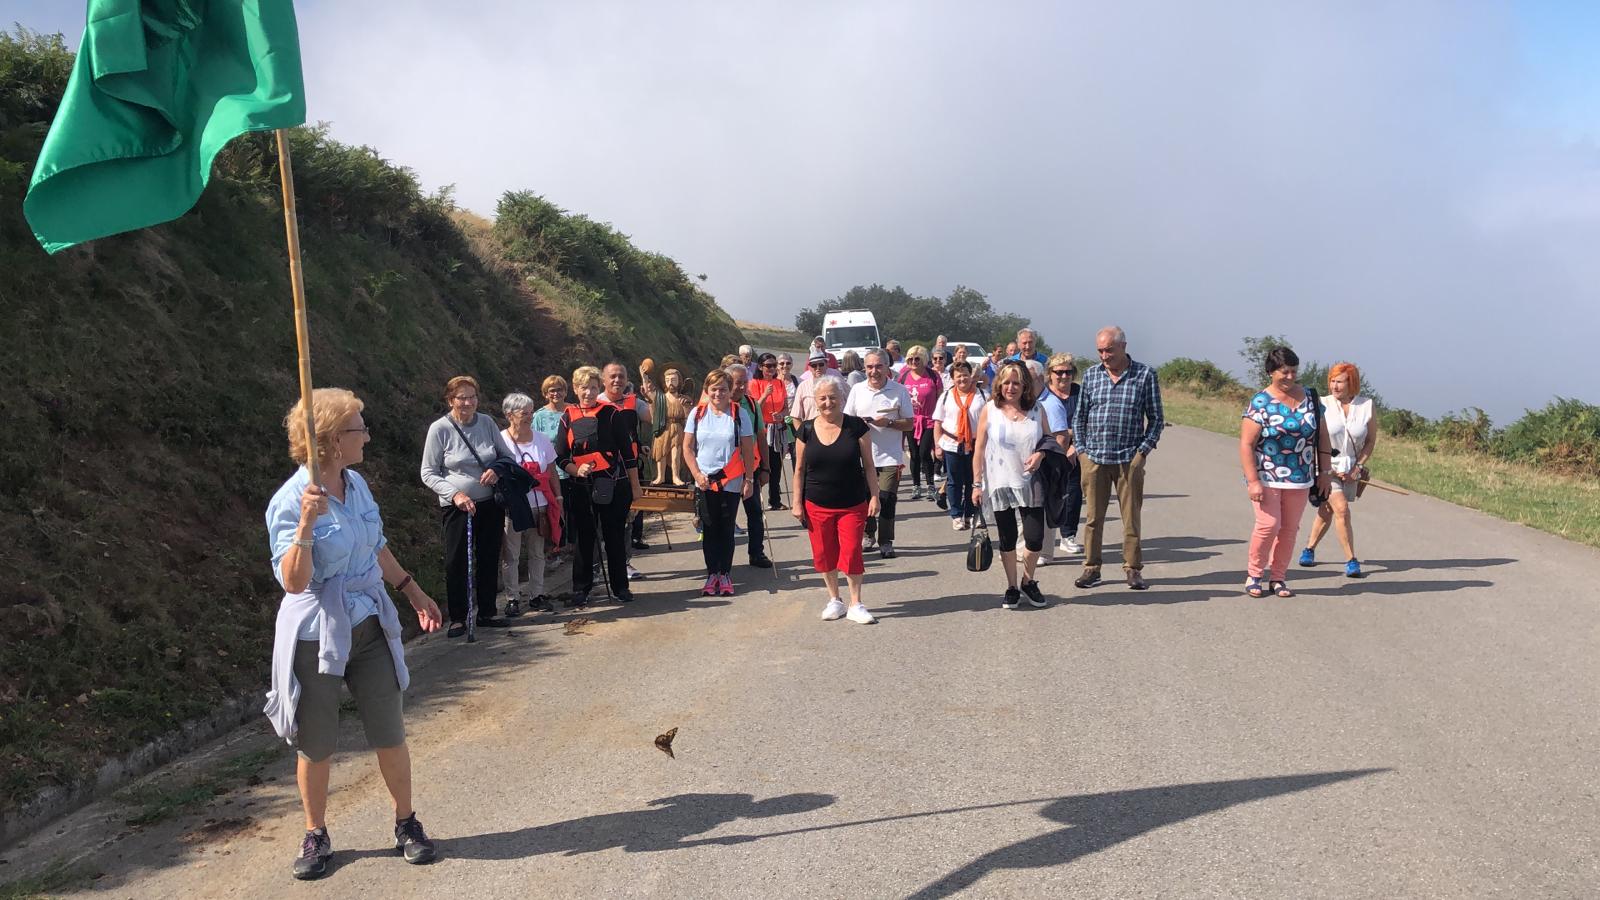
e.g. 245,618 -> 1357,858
503,429 -> 556,509
845,379 -> 914,467
931,387 -> 987,453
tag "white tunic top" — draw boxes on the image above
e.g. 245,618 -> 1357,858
981,404 -> 1046,513
1322,395 -> 1373,475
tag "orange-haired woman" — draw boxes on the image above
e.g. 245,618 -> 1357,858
1300,362 -> 1378,578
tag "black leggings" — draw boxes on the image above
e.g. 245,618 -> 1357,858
908,430 -> 936,488
569,481 -> 633,597
698,490 -> 741,575
993,505 -> 1045,553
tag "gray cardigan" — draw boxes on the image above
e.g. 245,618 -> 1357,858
420,413 -> 514,506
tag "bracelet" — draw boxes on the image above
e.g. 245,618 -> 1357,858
291,538 -> 313,548
394,574 -> 414,593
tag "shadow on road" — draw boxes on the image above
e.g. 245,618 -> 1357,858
1364,557 -> 1516,574
445,792 -> 836,859
905,769 -> 1387,898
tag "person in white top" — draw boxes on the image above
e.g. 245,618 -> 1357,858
931,360 -> 987,530
498,393 -> 560,616
971,361 -> 1050,609
844,349 -> 914,558
1300,363 -> 1378,578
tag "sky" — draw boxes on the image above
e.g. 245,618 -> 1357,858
14,1 -> 1600,422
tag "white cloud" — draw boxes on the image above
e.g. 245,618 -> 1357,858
278,1 -> 1600,418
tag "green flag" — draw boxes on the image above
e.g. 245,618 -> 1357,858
24,0 -> 306,254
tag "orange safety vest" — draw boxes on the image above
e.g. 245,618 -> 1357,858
604,392 -> 640,457
562,404 -> 613,473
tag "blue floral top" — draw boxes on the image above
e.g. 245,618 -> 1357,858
1244,391 -> 1319,489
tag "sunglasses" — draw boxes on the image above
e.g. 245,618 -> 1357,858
762,363 -> 776,369
1051,369 -> 1076,377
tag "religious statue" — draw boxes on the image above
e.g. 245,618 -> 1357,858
647,365 -> 693,486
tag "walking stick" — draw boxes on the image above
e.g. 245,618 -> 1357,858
466,513 -> 477,643
1357,478 -> 1411,496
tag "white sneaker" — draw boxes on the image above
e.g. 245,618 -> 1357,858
951,518 -> 964,532
625,564 -> 642,580
821,598 -> 847,620
1060,536 -> 1082,556
845,604 -> 876,624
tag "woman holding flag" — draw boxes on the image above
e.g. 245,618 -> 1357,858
265,388 -> 443,879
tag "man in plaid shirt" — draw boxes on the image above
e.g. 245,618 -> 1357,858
1072,326 -> 1164,590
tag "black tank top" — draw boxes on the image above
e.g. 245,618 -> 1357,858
800,415 -> 871,509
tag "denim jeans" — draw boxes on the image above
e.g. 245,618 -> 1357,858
943,450 -> 974,521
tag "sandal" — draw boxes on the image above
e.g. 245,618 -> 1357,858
1270,581 -> 1294,598
1245,577 -> 1265,598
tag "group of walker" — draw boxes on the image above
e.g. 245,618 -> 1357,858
259,323 -> 1378,879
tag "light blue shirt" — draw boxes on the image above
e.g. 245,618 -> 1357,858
685,405 -> 754,492
266,467 -> 386,640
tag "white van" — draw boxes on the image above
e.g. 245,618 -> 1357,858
822,310 -> 881,363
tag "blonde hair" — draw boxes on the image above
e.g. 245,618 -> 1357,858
570,365 -> 603,390
443,375 -> 479,402
906,345 -> 929,364
1047,352 -> 1076,372
285,388 -> 364,465
991,361 -> 1038,411
540,374 -> 568,396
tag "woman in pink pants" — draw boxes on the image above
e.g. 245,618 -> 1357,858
1238,347 -> 1332,598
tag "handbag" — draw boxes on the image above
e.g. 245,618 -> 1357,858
590,470 -> 620,505
965,508 -> 993,572
1305,388 -> 1329,508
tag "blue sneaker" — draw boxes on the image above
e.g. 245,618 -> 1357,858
1298,547 -> 1315,567
1345,558 -> 1363,578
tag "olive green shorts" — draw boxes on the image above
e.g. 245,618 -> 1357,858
293,617 -> 405,762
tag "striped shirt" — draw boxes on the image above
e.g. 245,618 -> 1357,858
1073,358 -> 1164,464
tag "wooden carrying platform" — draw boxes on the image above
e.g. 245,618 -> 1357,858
633,485 -> 697,514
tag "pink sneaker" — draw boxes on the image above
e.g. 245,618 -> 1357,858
718,574 -> 735,596
700,574 -> 717,596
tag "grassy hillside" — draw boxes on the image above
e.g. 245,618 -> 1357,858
0,31 -> 745,811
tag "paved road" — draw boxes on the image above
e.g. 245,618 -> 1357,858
10,425 -> 1598,898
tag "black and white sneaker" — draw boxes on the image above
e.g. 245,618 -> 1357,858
1019,579 -> 1048,608
394,813 -> 437,865
292,827 -> 332,880
1002,587 -> 1021,610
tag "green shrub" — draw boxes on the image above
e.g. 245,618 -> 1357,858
1433,408 -> 1494,453
1158,357 -> 1248,399
1495,398 -> 1600,478
1379,407 -> 1432,440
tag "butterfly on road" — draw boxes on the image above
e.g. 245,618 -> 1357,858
654,727 -> 678,759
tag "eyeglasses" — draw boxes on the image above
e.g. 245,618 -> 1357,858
453,395 -> 478,403
341,426 -> 369,435
1050,369 -> 1076,377
762,363 -> 776,369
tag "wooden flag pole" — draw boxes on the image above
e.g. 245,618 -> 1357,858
275,128 -> 320,486
1357,479 -> 1410,496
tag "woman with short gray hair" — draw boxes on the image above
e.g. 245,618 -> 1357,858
499,392 -> 560,616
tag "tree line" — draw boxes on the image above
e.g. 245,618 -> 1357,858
793,284 -> 1032,350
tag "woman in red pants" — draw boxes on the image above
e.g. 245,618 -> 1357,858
792,376 -> 880,624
